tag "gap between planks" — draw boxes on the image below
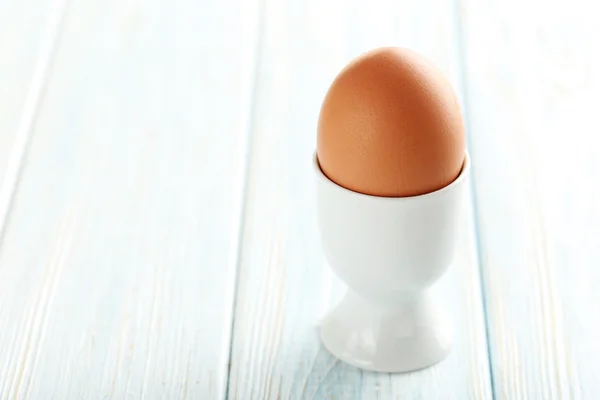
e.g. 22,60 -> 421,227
223,0 -> 268,398
0,0 -> 70,246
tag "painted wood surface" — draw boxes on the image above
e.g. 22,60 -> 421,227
227,0 -> 492,398
461,0 -> 600,398
0,0 -> 67,239
0,0 -> 260,398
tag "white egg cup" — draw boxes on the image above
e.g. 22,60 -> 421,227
315,152 -> 470,373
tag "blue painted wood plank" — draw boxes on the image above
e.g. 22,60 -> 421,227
461,0 -> 600,397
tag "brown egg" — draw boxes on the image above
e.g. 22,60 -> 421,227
317,47 -> 466,197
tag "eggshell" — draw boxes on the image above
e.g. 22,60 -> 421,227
317,47 -> 466,197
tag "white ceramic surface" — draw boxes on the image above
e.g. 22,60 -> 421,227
315,152 -> 471,373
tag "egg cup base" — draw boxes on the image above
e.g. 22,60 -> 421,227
319,288 -> 452,373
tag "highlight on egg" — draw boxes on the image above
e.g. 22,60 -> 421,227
316,47 -> 466,198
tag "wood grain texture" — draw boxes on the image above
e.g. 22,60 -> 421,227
0,0 -> 260,398
227,0 -> 492,398
461,0 -> 600,398
0,0 -> 67,237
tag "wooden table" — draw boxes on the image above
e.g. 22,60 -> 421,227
1,0 -> 598,398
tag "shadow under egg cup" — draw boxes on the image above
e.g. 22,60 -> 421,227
315,152 -> 471,373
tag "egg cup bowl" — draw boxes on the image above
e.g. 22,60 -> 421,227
314,152 -> 471,373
